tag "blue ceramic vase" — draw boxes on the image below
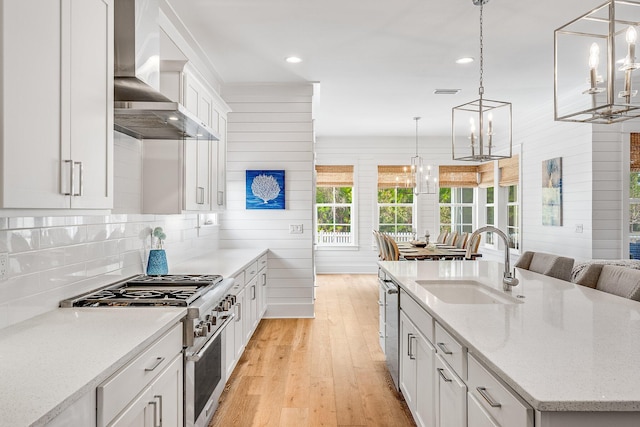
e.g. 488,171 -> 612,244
147,249 -> 168,276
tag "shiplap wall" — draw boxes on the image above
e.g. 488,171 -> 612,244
591,124 -> 624,259
315,135 -> 453,274
220,83 -> 315,318
514,104 -> 595,261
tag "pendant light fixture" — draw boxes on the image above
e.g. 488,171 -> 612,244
410,117 -> 437,195
452,0 -> 512,162
554,1 -> 640,123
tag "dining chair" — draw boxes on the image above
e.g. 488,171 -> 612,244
436,230 -> 448,244
465,233 -> 481,254
455,232 -> 469,249
373,230 -> 385,260
445,231 -> 459,246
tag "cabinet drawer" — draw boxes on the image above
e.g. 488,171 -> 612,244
435,322 -> 467,379
97,323 -> 182,427
400,289 -> 433,343
258,253 -> 268,270
245,261 -> 259,281
467,354 -> 533,427
232,270 -> 245,289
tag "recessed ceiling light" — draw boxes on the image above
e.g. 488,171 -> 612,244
456,57 -> 474,64
285,56 -> 302,64
434,89 -> 461,95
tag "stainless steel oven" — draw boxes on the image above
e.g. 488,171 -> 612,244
184,306 -> 234,427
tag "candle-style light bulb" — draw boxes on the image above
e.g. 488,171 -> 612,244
627,26 -> 637,65
589,42 -> 600,70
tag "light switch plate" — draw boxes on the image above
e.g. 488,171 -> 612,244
289,224 -> 303,234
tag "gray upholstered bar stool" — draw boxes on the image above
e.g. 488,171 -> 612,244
514,251 -> 575,281
573,264 -> 640,301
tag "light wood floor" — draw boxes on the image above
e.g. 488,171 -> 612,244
209,274 -> 415,427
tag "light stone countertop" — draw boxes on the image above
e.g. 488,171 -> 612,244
170,248 -> 268,277
0,248 -> 267,426
378,260 -> 640,412
0,307 -> 186,427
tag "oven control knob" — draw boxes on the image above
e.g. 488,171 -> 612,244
194,323 -> 207,337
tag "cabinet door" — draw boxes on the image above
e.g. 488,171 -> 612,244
415,333 -> 436,427
234,288 -> 246,360
183,139 -> 211,211
224,319 -> 236,378
110,355 -> 183,427
67,0 -> 113,209
215,115 -> 227,209
259,268 -> 268,317
1,0 -> 67,208
436,355 -> 467,427
150,354 -> 183,427
468,393 -> 500,427
244,276 -> 258,341
400,311 -> 418,412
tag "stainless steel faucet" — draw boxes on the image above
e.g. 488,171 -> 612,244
466,225 -> 519,291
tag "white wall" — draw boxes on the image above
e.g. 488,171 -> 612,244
515,104 -> 595,262
0,132 -> 219,329
220,83 -> 315,318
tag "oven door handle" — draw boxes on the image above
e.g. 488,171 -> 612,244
186,313 -> 235,362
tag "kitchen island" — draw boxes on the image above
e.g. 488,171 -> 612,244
379,260 -> 640,427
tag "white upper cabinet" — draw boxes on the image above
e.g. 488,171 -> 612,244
0,0 -> 113,210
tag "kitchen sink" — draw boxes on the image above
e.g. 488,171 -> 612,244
415,280 -> 523,304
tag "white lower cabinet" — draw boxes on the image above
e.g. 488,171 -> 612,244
400,311 -> 436,427
109,354 -> 183,427
468,393 -> 500,427
467,354 -> 534,427
97,323 -> 183,427
436,354 -> 467,427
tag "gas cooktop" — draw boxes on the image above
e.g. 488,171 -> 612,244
60,274 -> 223,307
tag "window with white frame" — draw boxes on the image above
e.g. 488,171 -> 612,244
485,187 -> 495,245
315,165 -> 354,246
499,156 -> 520,251
438,165 -> 478,234
377,166 -> 414,238
439,187 -> 475,234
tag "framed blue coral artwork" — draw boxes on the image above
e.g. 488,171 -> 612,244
246,170 -> 285,210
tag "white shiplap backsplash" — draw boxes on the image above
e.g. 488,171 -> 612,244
0,132 -> 219,329
221,83 -> 315,318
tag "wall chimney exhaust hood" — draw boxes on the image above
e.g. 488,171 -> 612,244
113,0 -> 219,141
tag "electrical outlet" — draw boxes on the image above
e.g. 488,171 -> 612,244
0,252 -> 8,281
289,224 -> 304,234
575,224 -> 583,233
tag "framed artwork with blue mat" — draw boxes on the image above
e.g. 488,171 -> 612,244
246,170 -> 285,209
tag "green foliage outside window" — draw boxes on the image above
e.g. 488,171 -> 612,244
316,186 -> 353,236
378,187 -> 413,233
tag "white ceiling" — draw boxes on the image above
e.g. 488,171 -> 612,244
165,0 -> 604,137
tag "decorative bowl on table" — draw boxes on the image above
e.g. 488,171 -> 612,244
411,240 -> 427,247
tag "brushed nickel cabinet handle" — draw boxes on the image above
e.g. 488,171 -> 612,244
477,386 -> 502,408
144,356 -> 165,372
437,342 -> 453,355
63,160 -> 73,195
437,367 -> 452,383
74,161 -> 83,196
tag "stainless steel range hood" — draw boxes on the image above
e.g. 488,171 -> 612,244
113,0 -> 218,141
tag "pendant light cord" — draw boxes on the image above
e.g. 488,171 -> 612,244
414,117 -> 420,155
479,2 -> 484,97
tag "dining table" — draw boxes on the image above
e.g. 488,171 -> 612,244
396,242 -> 482,260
